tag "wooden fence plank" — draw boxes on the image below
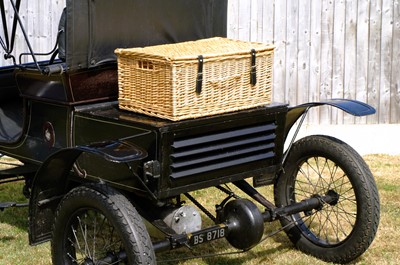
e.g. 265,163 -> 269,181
343,0 -> 358,124
380,0 -> 393,123
285,0 -> 299,106
237,0 -> 251,40
391,0 -> 400,123
309,0 -> 323,124
227,0 -> 239,40
319,0 -> 334,124
332,0 -> 346,124
249,0 -> 259,42
355,0 -> 370,124
262,0 -> 274,43
367,0 -> 382,124
297,0 -> 311,106
272,0 -> 287,103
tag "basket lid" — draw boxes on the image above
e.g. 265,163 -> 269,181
115,37 -> 274,61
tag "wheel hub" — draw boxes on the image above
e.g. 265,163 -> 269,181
325,190 -> 339,206
220,199 -> 264,250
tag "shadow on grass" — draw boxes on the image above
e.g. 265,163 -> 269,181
201,244 -> 291,265
157,241 -> 292,265
156,223 -> 294,265
0,235 -> 17,243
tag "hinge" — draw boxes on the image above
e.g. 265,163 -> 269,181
143,160 -> 161,180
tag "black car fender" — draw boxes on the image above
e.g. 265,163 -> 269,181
284,98 -> 376,141
282,99 -> 375,164
28,140 -> 147,245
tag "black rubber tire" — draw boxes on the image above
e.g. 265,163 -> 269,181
51,184 -> 156,264
275,135 -> 380,264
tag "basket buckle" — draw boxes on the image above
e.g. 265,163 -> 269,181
250,49 -> 257,86
196,55 -> 204,94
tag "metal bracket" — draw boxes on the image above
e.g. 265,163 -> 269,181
143,160 -> 161,180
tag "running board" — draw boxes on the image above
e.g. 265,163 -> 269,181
0,201 -> 29,211
0,164 -> 38,180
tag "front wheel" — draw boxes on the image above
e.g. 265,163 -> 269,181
51,184 -> 156,265
275,135 -> 380,263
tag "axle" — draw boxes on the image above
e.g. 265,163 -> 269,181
262,189 -> 339,222
152,189 -> 339,253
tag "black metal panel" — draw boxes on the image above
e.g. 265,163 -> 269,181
15,70 -> 67,101
156,105 -> 288,198
73,109 -> 157,190
66,102 -> 288,199
170,123 -> 277,179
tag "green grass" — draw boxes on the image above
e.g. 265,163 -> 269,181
0,154 -> 399,265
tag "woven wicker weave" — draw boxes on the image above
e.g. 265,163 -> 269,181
115,37 -> 274,121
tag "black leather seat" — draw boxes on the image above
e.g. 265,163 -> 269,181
0,101 -> 23,142
0,67 -> 23,143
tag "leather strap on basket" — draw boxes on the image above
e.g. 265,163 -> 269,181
196,55 -> 204,94
250,49 -> 257,86
196,50 -> 256,94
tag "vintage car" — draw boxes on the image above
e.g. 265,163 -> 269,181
0,0 -> 379,264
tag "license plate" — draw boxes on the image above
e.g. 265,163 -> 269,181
189,225 -> 227,246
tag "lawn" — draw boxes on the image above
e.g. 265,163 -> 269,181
0,154 -> 399,265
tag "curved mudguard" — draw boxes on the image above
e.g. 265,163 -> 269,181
28,140 -> 147,245
284,99 -> 376,138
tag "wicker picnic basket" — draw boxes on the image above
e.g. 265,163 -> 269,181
115,37 -> 274,121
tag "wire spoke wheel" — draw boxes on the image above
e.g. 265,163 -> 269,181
52,184 -> 155,265
65,208 -> 126,264
292,156 -> 357,246
275,135 -> 379,263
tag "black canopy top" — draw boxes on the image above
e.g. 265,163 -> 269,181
1,0 -> 227,72
61,0 -> 227,71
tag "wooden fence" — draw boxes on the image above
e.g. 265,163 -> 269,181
228,0 -> 400,125
1,0 -> 399,124
0,0 -> 65,65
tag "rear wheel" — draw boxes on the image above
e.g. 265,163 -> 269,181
275,135 -> 379,263
51,184 -> 155,265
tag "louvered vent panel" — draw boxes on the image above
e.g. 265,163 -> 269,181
170,123 -> 277,179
